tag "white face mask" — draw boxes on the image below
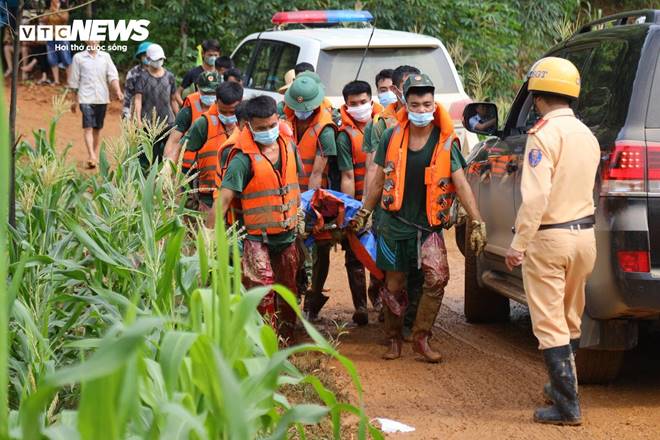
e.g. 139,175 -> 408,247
346,102 -> 373,122
294,110 -> 313,120
150,59 -> 164,69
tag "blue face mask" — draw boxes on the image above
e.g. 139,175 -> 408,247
218,113 -> 237,125
200,95 -> 216,107
141,58 -> 149,66
205,56 -> 217,66
407,108 -> 434,127
295,110 -> 314,120
251,124 -> 280,145
378,90 -> 397,106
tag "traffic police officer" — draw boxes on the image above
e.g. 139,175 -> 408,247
505,57 -> 600,426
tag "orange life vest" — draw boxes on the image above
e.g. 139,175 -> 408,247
215,120 -> 294,192
338,103 -> 383,200
226,129 -> 300,237
381,104 -> 459,228
181,94 -> 214,172
374,102 -> 402,130
198,111 -> 232,196
284,106 -> 336,192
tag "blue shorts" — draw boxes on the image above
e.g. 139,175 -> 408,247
47,41 -> 72,68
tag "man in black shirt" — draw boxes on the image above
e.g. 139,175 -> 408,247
175,39 -> 220,105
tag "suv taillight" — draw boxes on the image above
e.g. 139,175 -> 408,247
617,250 -> 650,273
648,143 -> 660,193
601,141 -> 646,195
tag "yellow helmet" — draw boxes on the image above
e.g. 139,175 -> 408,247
527,57 -> 580,99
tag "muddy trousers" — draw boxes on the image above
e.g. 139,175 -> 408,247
306,241 -> 368,316
381,232 -> 450,338
241,240 -> 299,342
523,228 -> 596,350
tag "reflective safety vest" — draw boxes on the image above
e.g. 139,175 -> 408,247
284,106 -> 336,192
338,103 -> 383,200
381,104 -> 459,228
215,120 -> 293,191
226,128 -> 300,237
181,94 -> 213,172
373,102 -> 402,130
198,112 -> 232,196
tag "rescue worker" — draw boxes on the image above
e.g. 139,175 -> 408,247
363,65 -> 422,333
505,57 -> 599,426
351,74 -> 487,362
335,80 -> 383,325
282,72 -> 338,320
209,95 -> 303,344
163,71 -> 220,177
174,81 -> 243,210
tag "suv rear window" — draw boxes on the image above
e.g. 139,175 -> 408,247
316,47 -> 459,97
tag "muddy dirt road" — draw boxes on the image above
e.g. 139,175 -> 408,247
321,230 -> 660,439
12,84 -> 660,439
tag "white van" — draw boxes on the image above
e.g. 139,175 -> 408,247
231,26 -> 479,152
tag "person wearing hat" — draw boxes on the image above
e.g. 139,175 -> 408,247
163,70 -> 220,179
134,43 -> 179,166
505,57 -> 599,426
174,81 -> 244,210
361,65 -> 421,330
122,41 -> 152,120
350,73 -> 487,362
282,71 -> 338,320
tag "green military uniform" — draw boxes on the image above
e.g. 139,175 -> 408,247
222,148 -> 304,253
374,126 -> 466,270
174,106 -> 194,133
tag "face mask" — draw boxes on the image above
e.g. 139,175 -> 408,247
395,87 -> 406,105
150,59 -> 164,69
218,113 -> 237,125
407,108 -> 434,127
295,110 -> 313,120
378,90 -> 397,106
141,58 -> 149,66
346,102 -> 373,122
205,56 -> 217,66
251,124 -> 280,145
200,95 -> 216,107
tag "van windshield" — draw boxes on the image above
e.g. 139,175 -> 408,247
316,47 -> 460,96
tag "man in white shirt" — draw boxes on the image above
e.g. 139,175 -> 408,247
68,41 -> 123,169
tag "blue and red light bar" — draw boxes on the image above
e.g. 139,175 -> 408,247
272,10 -> 373,25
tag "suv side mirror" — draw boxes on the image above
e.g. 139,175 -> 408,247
463,102 -> 498,136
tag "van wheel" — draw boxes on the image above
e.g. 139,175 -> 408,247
464,223 -> 510,323
576,348 -> 624,384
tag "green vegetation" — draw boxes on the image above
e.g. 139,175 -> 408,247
85,0 -> 604,102
0,94 -> 379,438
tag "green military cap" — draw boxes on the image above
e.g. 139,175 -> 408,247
196,71 -> 221,94
285,73 -> 325,111
403,73 -> 435,97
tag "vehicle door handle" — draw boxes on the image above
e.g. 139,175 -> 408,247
506,162 -> 518,174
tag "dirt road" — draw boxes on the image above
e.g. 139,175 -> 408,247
12,84 -> 660,439
321,230 -> 660,439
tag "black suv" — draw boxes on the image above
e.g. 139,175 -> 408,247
458,10 -> 660,383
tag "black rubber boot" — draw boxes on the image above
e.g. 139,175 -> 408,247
543,338 -> 580,403
345,245 -> 368,326
534,345 -> 582,426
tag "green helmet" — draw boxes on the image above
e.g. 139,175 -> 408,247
285,72 -> 325,112
403,73 -> 435,97
196,71 -> 220,94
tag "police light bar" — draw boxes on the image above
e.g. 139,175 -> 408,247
272,10 -> 374,25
